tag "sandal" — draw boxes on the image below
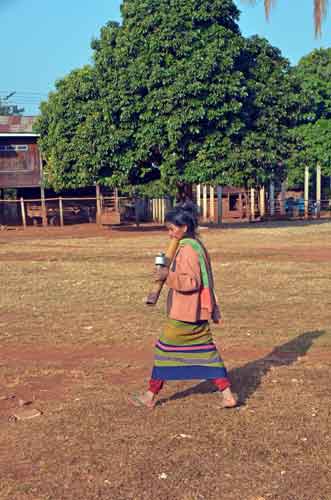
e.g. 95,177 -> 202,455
128,393 -> 156,410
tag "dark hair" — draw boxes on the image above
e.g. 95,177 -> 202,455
165,201 -> 198,238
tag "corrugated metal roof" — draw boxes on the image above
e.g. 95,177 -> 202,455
0,133 -> 39,137
0,115 -> 37,133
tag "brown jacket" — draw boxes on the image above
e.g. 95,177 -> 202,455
165,242 -> 220,323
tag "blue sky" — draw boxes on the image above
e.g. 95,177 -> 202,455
1,0 -> 331,115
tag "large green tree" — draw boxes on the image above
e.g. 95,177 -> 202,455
295,48 -> 331,122
92,0 -> 248,193
92,0 -> 297,191
288,119 -> 331,185
36,66 -> 105,190
288,48 -> 331,184
37,0 -> 298,193
223,35 -> 300,187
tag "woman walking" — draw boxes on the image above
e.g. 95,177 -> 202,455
130,203 -> 237,409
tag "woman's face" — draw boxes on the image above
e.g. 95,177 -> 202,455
166,223 -> 187,240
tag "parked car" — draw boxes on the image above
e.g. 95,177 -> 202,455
285,197 -> 305,216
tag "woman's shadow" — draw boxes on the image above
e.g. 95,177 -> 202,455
159,330 -> 324,405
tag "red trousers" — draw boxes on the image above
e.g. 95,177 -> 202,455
149,377 -> 230,395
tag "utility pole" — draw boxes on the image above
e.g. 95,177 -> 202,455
0,91 -> 24,115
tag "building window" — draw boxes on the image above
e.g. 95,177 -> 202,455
0,144 -> 29,152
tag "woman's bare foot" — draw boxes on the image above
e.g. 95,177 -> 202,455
220,387 -> 238,408
129,391 -> 156,409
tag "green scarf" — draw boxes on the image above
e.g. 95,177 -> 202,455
179,237 -> 214,313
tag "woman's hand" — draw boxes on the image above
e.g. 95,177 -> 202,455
153,266 -> 169,282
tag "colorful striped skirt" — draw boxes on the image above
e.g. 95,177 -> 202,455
151,319 -> 228,381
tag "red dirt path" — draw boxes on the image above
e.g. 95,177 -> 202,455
1,342 -> 330,411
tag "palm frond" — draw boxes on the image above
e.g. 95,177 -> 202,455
241,0 -> 276,21
243,0 -> 329,37
264,0 -> 276,20
314,0 -> 328,36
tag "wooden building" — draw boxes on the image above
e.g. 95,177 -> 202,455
0,116 -> 41,190
195,184 -> 250,222
220,186 -> 248,219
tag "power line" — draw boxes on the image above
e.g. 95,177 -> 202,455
0,90 -> 48,110
3,100 -> 46,104
0,90 -> 49,96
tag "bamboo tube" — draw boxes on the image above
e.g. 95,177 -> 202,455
146,238 -> 179,305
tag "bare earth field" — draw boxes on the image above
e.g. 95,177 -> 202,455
0,221 -> 330,500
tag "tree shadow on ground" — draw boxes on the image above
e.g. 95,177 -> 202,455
158,331 -> 324,406
111,224 -> 166,233
112,218 -> 331,233
206,218 -> 331,231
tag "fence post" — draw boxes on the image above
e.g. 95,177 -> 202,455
158,198 -> 162,223
259,186 -> 265,218
147,199 -> 151,220
304,166 -> 309,219
96,184 -> 101,225
134,197 -> 140,227
114,188 -> 119,212
217,186 -> 223,224
0,190 -> 4,225
202,185 -> 208,222
316,163 -> 321,218
196,184 -> 201,213
161,198 -> 165,223
155,199 -> 158,223
250,188 -> 255,221
269,181 -> 275,217
39,152 -> 48,227
40,186 -> 48,227
151,199 -> 155,222
20,197 -> 26,228
59,197 -> 64,227
239,192 -> 244,219
209,186 -> 215,223
280,181 -> 286,216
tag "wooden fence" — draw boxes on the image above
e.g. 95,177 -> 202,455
0,187 -> 330,228
194,183 -> 331,223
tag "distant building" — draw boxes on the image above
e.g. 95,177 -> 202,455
0,115 -> 41,189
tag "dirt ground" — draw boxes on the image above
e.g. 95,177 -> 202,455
0,221 -> 331,500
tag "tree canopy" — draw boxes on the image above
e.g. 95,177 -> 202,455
36,0 -> 299,193
36,66 -> 103,190
225,35 -> 300,187
287,48 -> 331,184
91,0 -> 248,192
